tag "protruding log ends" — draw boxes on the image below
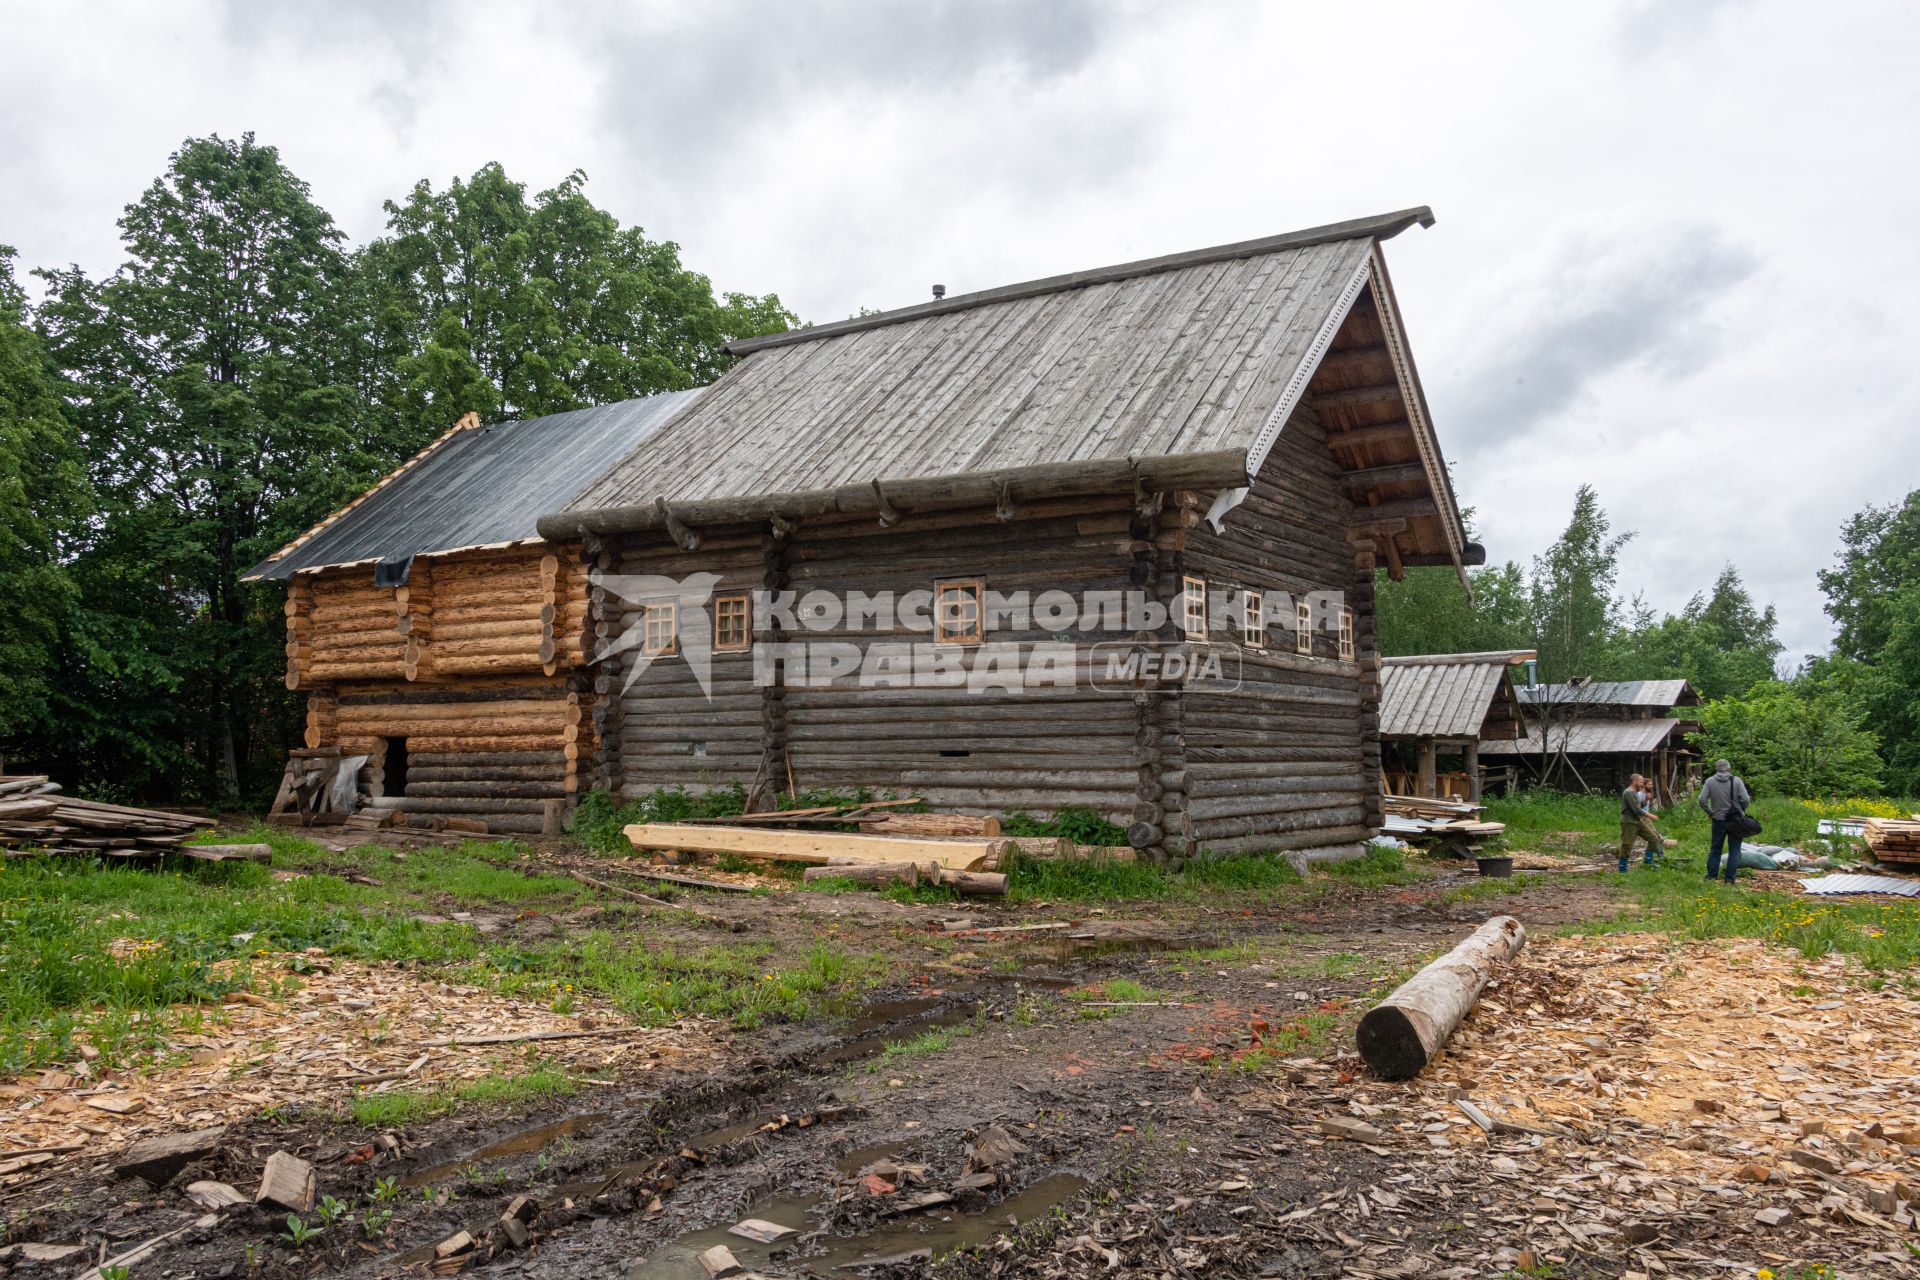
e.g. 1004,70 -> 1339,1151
1355,915 -> 1527,1080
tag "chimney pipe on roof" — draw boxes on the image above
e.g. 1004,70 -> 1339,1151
931,284 -> 946,300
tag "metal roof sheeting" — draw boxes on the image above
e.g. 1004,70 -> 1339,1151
565,233 -> 1383,513
1478,719 -> 1684,756
1514,680 -> 1700,710
245,389 -> 704,580
1378,652 -> 1533,740
1799,874 -> 1920,898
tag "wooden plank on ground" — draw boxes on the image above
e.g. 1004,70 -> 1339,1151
623,823 -> 999,871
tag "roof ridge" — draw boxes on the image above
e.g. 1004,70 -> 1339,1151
725,206 -> 1434,357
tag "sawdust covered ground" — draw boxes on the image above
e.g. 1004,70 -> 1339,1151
2,835 -> 1916,1280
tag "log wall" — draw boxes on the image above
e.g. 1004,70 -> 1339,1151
285,543 -> 595,832
601,531 -> 769,796
1179,405 -> 1373,857
607,497 -> 1144,818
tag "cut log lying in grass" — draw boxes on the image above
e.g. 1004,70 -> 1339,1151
804,861 -> 928,889
802,858 -> 1010,896
1355,914 -> 1526,1080
622,823 -> 1004,871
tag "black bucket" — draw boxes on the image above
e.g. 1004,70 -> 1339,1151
1475,855 -> 1515,879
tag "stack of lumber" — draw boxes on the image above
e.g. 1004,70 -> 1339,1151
1382,793 -> 1505,841
1864,817 -> 1920,865
0,775 -> 216,856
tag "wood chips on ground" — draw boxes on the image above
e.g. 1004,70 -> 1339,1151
0,954 -> 716,1192
1309,933 -> 1920,1276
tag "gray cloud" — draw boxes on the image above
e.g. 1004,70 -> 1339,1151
583,0 -> 1147,182
1612,0 -> 1749,62
1438,219 -> 1760,450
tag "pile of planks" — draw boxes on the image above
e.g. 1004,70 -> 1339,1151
0,775 -> 215,856
1380,793 -> 1505,853
1864,817 -> 1920,865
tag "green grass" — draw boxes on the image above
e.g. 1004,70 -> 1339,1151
1001,805 -> 1130,847
568,786 -> 747,856
1587,860 -> 1920,971
1006,851 -> 1172,902
1440,872 -> 1547,903
347,1064 -> 580,1127
1484,787 -> 1918,855
1494,787 -> 1920,972
0,832 -> 888,1074
869,1017 -> 977,1071
1066,977 -> 1167,1003
1317,844 -> 1427,887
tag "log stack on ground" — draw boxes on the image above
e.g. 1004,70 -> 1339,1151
1356,914 -> 1527,1080
0,776 -> 216,857
1864,818 -> 1920,866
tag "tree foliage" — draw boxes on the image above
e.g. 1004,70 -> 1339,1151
1817,491 -> 1920,793
1700,675 -> 1883,798
360,163 -> 793,438
1600,565 -> 1782,701
31,134 -> 373,801
3,136 -> 795,803
0,248 -> 87,742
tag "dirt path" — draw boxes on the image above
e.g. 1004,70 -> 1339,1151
4,854 -> 1911,1279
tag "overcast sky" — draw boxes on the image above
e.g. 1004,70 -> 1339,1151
4,0 -> 1916,660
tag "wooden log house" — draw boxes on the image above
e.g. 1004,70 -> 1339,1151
245,391 -> 703,833
539,209 -> 1483,865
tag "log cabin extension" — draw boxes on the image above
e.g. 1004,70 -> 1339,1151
537,208 -> 1483,864
244,392 -> 702,833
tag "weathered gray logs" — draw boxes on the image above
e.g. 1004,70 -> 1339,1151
1356,915 -> 1526,1080
804,861 -> 929,888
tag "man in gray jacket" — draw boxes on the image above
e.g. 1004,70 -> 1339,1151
1698,759 -> 1752,884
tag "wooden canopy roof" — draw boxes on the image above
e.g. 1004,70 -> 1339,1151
1379,651 -> 1534,742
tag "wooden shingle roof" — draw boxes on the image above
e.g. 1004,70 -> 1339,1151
540,208 -> 1469,575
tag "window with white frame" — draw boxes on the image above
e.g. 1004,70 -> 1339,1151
642,601 -> 677,656
714,593 -> 751,652
1338,606 -> 1355,660
934,578 -> 984,646
1181,577 -> 1208,641
1242,590 -> 1265,647
1295,598 -> 1313,655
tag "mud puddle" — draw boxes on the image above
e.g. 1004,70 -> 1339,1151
628,1173 -> 1090,1277
402,1112 -> 607,1187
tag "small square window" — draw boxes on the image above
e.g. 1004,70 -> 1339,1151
642,601 -> 677,656
714,594 -> 751,652
934,579 -> 984,646
1182,577 -> 1207,642
1242,591 -> 1265,647
1338,606 -> 1355,661
1296,599 -> 1313,656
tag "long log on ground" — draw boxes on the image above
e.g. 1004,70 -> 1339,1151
1355,915 -> 1526,1080
623,823 -> 1002,871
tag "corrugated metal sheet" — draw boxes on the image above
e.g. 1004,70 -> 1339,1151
1378,652 -> 1531,740
1479,719 -> 1683,756
566,237 -> 1375,511
246,389 -> 704,580
1515,680 -> 1698,710
1799,874 -> 1920,898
